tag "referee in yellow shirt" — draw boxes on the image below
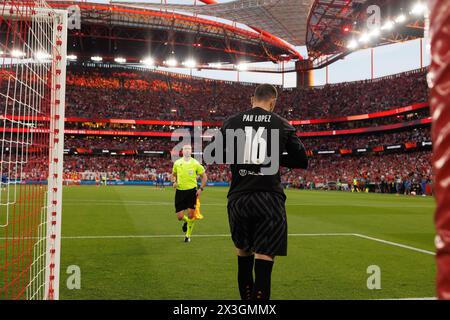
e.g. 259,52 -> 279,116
172,144 -> 207,242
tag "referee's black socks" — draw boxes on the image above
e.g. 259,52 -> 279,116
237,255 -> 254,300
252,259 -> 274,300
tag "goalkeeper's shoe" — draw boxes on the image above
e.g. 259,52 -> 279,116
182,222 -> 187,233
184,236 -> 191,243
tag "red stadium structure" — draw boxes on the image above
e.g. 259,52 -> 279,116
48,1 -> 301,65
306,0 -> 425,68
50,0 -> 426,77
430,0 -> 450,300
116,0 -> 313,48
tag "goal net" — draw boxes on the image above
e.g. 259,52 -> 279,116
0,0 -> 67,300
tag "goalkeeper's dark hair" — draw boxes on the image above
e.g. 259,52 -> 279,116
254,84 -> 278,101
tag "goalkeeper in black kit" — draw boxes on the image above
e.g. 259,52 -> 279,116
218,84 -> 308,300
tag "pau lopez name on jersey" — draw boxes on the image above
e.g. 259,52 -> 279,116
242,114 -> 272,123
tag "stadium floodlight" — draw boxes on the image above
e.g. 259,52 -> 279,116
114,57 -> 126,63
347,40 -> 358,49
141,57 -> 154,66
411,2 -> 427,16
165,57 -> 178,67
381,21 -> 395,31
359,33 -> 371,43
236,63 -> 248,71
91,56 -> 103,62
183,59 -> 197,68
11,49 -> 25,58
369,28 -> 380,37
395,14 -> 406,23
67,54 -> 77,60
35,51 -> 51,60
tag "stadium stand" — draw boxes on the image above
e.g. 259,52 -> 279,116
59,65 -> 432,194
61,151 -> 432,194
64,127 -> 431,151
65,65 -> 428,120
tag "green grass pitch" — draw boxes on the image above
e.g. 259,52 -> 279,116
56,186 -> 436,300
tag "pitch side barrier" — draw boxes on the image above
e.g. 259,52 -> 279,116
84,181 -> 230,186
22,180 -> 231,186
60,139 -> 432,157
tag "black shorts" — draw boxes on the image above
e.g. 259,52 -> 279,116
175,188 -> 197,212
227,192 -> 287,256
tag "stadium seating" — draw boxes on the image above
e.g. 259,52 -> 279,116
65,65 -> 428,120
64,127 -> 431,151
283,151 -> 432,192
62,151 -> 432,194
60,65 -> 432,193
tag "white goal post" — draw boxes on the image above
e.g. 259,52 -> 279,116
0,1 -> 67,300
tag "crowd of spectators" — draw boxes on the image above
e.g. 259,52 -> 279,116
63,106 -> 429,133
46,65 -> 434,194
296,108 -> 429,132
64,122 -> 176,132
63,155 -> 231,182
64,136 -> 175,150
64,126 -> 431,152
282,151 -> 431,188
302,127 -> 431,150
282,69 -> 427,119
65,65 -> 428,121
61,150 -> 432,195
63,155 -> 169,181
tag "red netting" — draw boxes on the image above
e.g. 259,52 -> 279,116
0,0 -> 66,300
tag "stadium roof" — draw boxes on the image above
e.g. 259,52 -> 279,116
46,0 -> 303,66
115,0 -> 315,47
306,0 -> 426,68
43,0 -> 426,72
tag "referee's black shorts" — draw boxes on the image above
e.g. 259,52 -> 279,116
175,188 -> 197,212
227,192 -> 287,257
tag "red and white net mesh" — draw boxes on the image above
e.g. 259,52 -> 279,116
0,0 -> 66,300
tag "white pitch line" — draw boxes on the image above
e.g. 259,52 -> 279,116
0,233 -> 354,240
352,233 -> 435,256
60,233 -> 355,240
380,297 -> 436,300
289,233 -> 355,237
62,200 -> 433,208
0,233 -> 434,256
62,234 -> 230,239
60,233 -> 435,256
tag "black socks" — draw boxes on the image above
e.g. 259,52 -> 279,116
251,259 -> 274,300
237,255 -> 254,300
238,256 -> 274,300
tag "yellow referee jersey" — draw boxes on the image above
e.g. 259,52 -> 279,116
172,157 -> 205,190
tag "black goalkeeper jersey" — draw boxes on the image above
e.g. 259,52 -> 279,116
220,107 -> 308,200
